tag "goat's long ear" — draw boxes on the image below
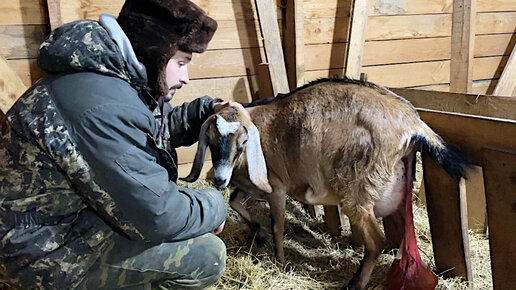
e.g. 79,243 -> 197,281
246,124 -> 272,193
181,116 -> 213,182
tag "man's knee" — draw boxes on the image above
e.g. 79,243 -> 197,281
190,233 -> 226,284
156,233 -> 226,288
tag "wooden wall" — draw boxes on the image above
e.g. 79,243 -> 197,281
1,0 -> 516,171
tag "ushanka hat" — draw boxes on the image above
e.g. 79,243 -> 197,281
117,0 -> 217,97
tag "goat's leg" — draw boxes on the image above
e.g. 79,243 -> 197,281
229,189 -> 266,241
345,209 -> 386,290
268,189 -> 287,263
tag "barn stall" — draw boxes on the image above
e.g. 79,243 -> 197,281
0,0 -> 515,289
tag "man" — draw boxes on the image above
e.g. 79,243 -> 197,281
0,0 -> 232,288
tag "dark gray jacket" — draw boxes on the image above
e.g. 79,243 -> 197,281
0,19 -> 226,289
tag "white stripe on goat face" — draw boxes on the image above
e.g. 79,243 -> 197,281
213,115 -> 240,188
216,115 -> 240,136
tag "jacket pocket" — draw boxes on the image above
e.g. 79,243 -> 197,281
116,145 -> 168,197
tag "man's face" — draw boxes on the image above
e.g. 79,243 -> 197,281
164,50 -> 192,100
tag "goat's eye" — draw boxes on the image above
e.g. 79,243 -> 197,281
242,139 -> 248,145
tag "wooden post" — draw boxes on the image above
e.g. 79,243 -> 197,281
450,0 -> 476,93
254,0 -> 290,96
493,44 -> 516,97
47,0 -> 63,31
0,56 -> 27,114
345,0 -> 370,79
323,205 -> 341,236
482,147 -> 516,290
284,0 -> 304,90
423,152 -> 473,281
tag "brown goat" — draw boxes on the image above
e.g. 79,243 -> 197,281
183,78 -> 467,289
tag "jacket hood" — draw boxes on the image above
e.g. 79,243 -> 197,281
38,20 -> 146,89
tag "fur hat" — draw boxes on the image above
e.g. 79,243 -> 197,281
117,0 -> 217,97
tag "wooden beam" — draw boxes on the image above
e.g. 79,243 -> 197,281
391,88 -> 516,120
450,0 -> 476,93
47,0 -> 63,31
254,0 -> 290,96
493,44 -> 516,97
423,151 -> 473,281
345,0 -> 370,79
284,0 -> 304,90
482,147 -> 516,290
418,109 -> 516,166
0,56 -> 26,114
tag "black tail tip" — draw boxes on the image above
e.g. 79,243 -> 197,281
413,135 -> 470,180
438,143 -> 470,180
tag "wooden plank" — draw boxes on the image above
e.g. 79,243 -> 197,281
477,12 -> 516,35
47,0 -> 63,31
255,0 -> 290,95
475,33 -> 516,58
0,0 -> 49,25
493,44 -> 516,97
59,0 -> 264,23
482,147 -> 516,290
477,0 -> 516,12
323,205 -> 341,236
345,0 -> 370,79
6,59 -> 43,87
366,14 -> 452,40
0,25 -> 49,59
464,165 -> 487,233
172,76 -> 255,105
305,0 -> 515,17
391,88 -> 516,120
418,109 -> 516,166
422,151 -> 472,280
0,57 -> 27,113
450,0 -> 476,93
284,0 -> 305,89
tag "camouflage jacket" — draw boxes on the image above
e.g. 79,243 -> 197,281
0,19 -> 226,289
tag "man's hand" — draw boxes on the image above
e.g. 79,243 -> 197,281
213,101 -> 246,115
212,220 -> 225,235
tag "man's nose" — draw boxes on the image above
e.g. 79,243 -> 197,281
180,69 -> 189,85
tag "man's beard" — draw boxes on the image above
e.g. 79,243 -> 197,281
164,83 -> 183,102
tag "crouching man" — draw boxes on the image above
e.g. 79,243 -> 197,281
0,0 -> 233,288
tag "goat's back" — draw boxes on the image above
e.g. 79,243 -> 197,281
250,80 -> 422,204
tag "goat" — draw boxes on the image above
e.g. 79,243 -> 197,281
182,78 -> 468,289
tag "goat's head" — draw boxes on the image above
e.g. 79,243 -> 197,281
181,106 -> 272,193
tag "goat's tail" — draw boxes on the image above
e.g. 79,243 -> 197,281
410,123 -> 469,180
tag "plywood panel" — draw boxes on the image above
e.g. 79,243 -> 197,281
0,0 -> 48,25
0,25 -> 49,59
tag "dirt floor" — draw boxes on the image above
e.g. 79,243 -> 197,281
180,154 -> 493,290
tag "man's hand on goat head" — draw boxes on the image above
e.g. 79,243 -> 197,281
213,101 -> 249,118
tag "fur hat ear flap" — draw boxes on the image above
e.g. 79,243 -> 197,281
117,0 -> 217,97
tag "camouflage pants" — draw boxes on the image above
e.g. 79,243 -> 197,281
76,233 -> 226,290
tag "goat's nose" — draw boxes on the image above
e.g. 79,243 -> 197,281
213,177 -> 226,188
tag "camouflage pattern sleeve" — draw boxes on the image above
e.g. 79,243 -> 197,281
168,96 -> 223,147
